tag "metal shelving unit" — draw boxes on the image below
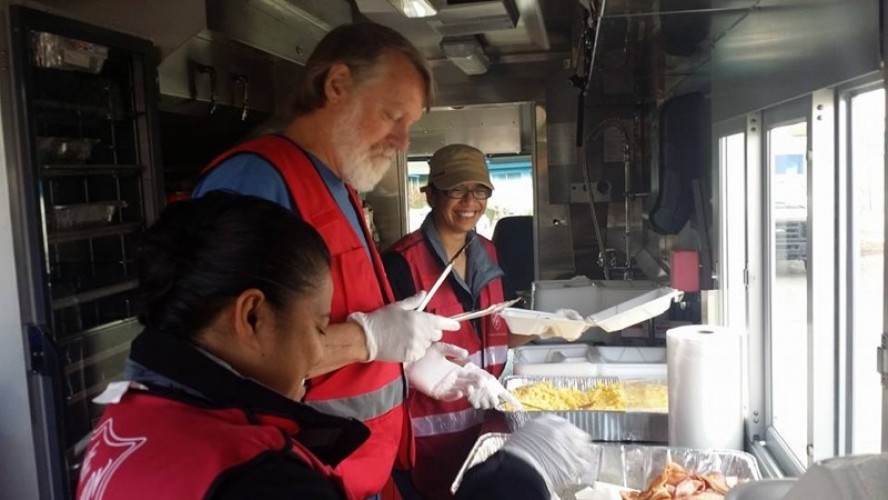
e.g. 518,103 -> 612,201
9,7 -> 162,496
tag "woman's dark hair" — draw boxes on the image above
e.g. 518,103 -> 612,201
136,191 -> 331,339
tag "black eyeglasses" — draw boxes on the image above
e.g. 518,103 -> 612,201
441,187 -> 493,200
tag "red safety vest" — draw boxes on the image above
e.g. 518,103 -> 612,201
76,391 -> 354,500
390,230 -> 509,499
202,135 -> 408,497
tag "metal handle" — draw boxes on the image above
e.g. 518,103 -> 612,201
232,73 -> 250,121
197,64 -> 217,115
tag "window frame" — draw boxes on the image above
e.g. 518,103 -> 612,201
836,74 -> 886,455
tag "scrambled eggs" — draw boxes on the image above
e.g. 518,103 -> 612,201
510,381 -> 627,411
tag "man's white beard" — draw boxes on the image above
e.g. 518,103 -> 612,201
332,104 -> 395,192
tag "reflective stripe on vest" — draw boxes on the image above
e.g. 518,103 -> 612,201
306,376 -> 404,421
411,407 -> 485,438
201,135 -> 405,498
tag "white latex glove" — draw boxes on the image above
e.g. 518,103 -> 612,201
455,362 -> 522,410
502,415 -> 596,494
536,308 -> 588,341
428,341 -> 470,363
405,343 -> 471,401
348,292 -> 460,363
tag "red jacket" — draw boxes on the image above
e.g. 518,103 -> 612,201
202,135 -> 407,497
389,230 -> 510,499
77,391 -> 355,500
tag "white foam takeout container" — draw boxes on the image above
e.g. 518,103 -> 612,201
501,285 -> 683,338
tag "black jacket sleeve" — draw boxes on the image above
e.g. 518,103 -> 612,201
455,450 -> 549,500
209,452 -> 343,500
382,251 -> 417,301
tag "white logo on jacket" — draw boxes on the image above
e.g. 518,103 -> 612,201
79,419 -> 147,500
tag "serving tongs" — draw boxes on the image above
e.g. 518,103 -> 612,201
415,236 -> 472,312
449,298 -> 522,322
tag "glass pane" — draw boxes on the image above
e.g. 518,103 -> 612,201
720,132 -> 746,327
406,155 -> 533,238
768,121 -> 809,463
850,87 -> 885,454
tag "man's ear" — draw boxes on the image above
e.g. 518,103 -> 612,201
233,289 -> 266,349
324,63 -> 354,105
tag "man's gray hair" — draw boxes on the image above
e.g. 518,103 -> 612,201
291,22 -> 434,115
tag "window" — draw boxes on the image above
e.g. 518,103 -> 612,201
848,87 -> 885,454
767,121 -> 810,464
406,155 -> 533,238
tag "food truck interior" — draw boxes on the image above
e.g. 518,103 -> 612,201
0,0 -> 885,498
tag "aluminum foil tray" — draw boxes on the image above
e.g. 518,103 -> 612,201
501,376 -> 668,443
452,433 -> 762,495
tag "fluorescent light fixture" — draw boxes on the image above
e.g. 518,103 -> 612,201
441,37 -> 490,75
387,0 -> 439,18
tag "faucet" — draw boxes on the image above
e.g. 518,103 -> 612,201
581,118 -> 635,280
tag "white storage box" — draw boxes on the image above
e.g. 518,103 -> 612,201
512,344 -> 667,379
512,344 -> 596,376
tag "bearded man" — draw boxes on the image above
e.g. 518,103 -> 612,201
193,22 -> 459,500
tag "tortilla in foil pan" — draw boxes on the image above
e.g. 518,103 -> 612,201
500,376 -> 669,443
452,433 -> 762,496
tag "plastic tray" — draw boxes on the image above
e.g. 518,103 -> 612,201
452,434 -> 762,495
512,345 -> 667,379
513,344 -> 597,376
592,346 -> 666,363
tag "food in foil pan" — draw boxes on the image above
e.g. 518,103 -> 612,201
31,31 -> 108,73
500,376 -> 670,442
503,379 -> 668,412
620,461 -> 731,499
507,380 -> 626,411
452,434 -> 762,498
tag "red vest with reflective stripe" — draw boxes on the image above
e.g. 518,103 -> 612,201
391,230 -> 509,499
202,135 -> 407,497
76,391 -> 354,500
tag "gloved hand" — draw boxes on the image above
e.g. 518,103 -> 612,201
428,341 -> 470,363
536,308 -> 589,341
406,343 -> 471,401
348,292 -> 460,363
502,415 -> 597,494
453,363 -> 522,410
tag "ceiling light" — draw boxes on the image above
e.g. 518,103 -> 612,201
441,37 -> 490,75
387,0 -> 439,18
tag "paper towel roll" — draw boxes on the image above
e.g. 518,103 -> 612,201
667,325 -> 743,450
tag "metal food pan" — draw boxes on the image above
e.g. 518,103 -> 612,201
501,376 -> 668,442
51,201 -> 127,231
452,433 -> 761,495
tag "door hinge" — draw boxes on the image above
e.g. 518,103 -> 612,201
743,267 -> 750,286
878,333 -> 888,388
